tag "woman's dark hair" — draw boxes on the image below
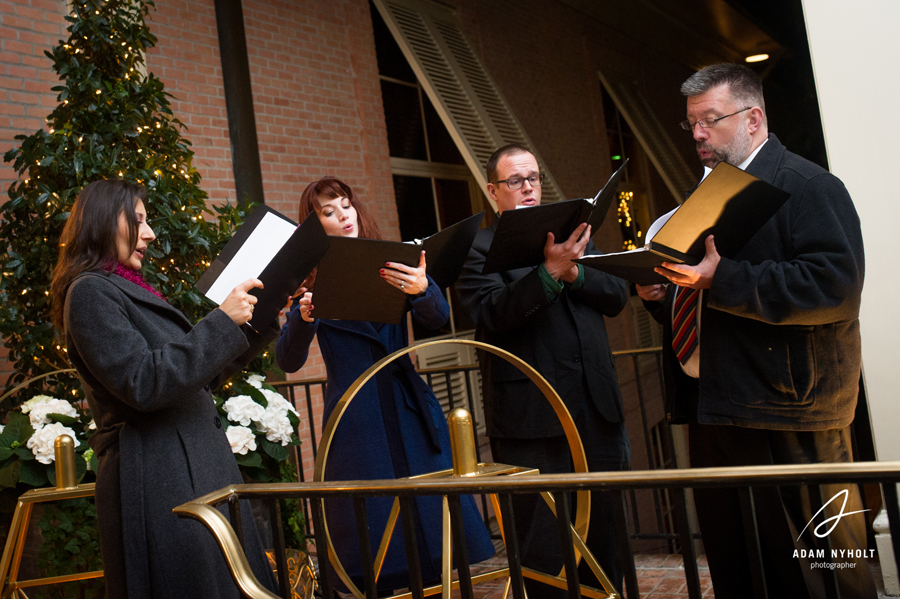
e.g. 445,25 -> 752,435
298,177 -> 382,241
50,179 -> 147,332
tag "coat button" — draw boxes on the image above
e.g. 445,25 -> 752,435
204,384 -> 211,392
214,416 -> 222,429
573,355 -> 581,362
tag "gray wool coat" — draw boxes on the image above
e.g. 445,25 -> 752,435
64,271 -> 278,599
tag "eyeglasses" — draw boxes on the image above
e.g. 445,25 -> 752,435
494,173 -> 545,190
680,107 -> 751,131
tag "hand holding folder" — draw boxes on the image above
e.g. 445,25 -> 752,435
576,162 -> 790,285
481,159 -> 628,274
311,211 -> 484,324
195,205 -> 329,330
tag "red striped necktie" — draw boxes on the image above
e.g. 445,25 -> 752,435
672,286 -> 700,365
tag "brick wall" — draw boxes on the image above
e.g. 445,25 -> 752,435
0,0 -> 68,388
143,0 -> 237,206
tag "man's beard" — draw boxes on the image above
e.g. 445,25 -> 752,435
697,129 -> 752,168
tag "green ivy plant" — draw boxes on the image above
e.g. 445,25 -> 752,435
35,498 -> 103,599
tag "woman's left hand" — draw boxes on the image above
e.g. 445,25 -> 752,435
381,250 -> 428,295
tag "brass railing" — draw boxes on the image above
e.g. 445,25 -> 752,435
175,461 -> 900,599
270,347 -> 676,547
0,436 -> 103,598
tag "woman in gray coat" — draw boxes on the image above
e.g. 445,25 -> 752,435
49,180 -> 278,598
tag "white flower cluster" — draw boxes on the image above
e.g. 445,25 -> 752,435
226,426 -> 257,455
20,395 -> 56,414
221,376 -> 300,454
26,422 -> 77,465
24,397 -> 78,427
245,374 -> 266,389
20,396 -> 82,464
257,389 -> 298,446
222,395 -> 266,427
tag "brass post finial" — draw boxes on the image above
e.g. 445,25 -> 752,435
447,408 -> 478,477
54,434 -> 78,490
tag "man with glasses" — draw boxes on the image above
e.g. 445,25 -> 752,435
637,63 -> 873,598
457,144 -> 630,597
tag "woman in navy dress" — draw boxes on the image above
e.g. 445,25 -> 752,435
277,177 -> 493,592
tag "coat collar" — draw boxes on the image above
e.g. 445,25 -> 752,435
743,133 -> 785,184
76,270 -> 191,327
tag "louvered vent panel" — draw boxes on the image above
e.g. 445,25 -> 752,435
432,20 -> 563,203
375,0 -> 566,205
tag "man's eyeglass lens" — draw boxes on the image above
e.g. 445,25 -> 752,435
680,107 -> 751,131
499,174 -> 545,190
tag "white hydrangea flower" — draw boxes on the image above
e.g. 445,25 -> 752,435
27,398 -> 78,428
0,424 -> 4,434
245,374 -> 265,389
258,410 -> 294,446
27,422 -> 77,465
20,395 -> 58,414
257,390 -> 299,446
222,395 -> 266,427
225,425 -> 257,455
261,389 -> 298,416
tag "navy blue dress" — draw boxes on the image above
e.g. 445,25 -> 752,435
276,278 -> 494,590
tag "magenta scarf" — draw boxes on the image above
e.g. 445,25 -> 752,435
113,263 -> 166,300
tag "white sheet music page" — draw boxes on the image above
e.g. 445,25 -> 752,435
205,211 -> 296,304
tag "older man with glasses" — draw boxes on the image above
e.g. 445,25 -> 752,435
457,144 -> 630,598
637,63 -> 874,599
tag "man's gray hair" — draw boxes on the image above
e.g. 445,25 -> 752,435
681,63 -> 766,120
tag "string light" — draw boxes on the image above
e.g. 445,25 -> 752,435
617,190 -> 640,251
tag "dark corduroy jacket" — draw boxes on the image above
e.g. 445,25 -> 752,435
644,134 -> 864,430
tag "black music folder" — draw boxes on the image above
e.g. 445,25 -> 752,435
196,205 -> 329,330
576,162 -> 790,285
481,159 -> 628,274
311,211 -> 484,324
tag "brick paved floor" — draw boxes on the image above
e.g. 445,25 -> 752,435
462,551 -> 888,598
314,544 -> 889,598
460,548 -> 714,599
